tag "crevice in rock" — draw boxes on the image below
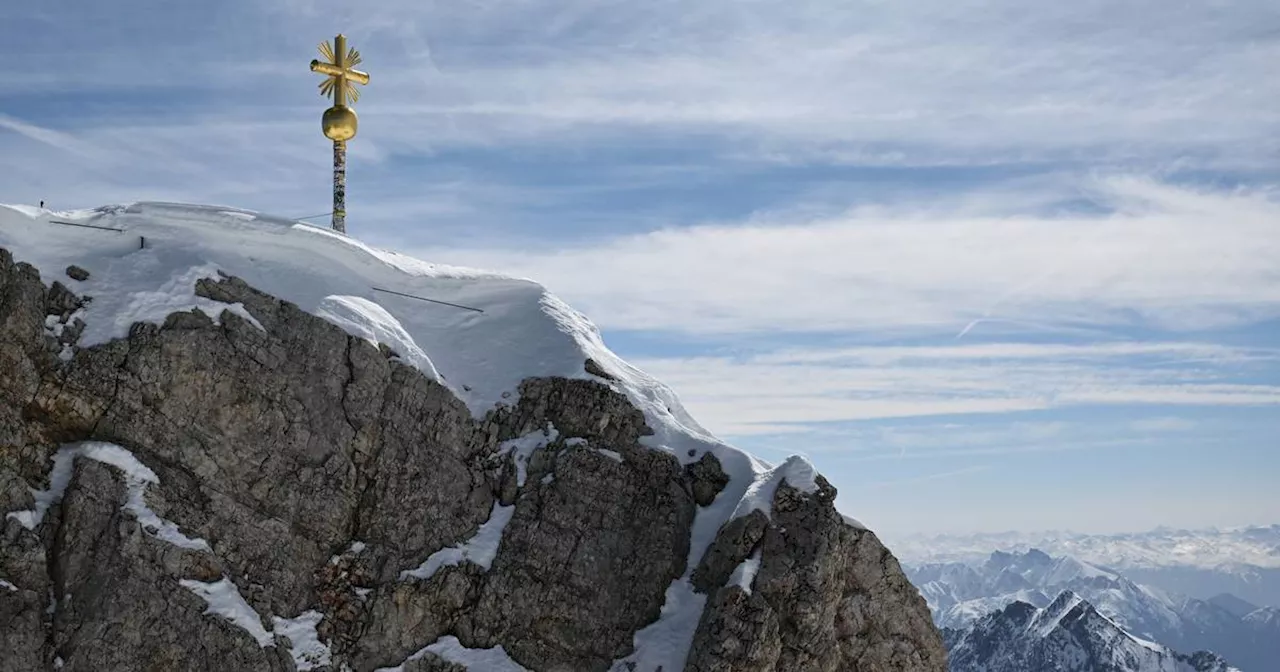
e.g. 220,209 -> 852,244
87,337 -> 138,438
339,337 -> 362,438
345,355 -> 396,546
42,503 -> 69,669
213,311 -> 272,370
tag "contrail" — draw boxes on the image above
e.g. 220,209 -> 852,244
955,319 -> 985,339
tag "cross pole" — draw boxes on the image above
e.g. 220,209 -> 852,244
310,34 -> 370,234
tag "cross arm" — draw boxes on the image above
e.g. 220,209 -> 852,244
310,60 -> 371,85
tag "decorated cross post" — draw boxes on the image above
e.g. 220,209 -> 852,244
310,34 -> 370,234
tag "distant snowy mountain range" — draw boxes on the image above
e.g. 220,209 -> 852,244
904,547 -> 1280,671
943,591 -> 1240,672
890,525 -> 1280,608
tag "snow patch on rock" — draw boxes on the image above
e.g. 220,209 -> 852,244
613,580 -> 708,671
401,501 -> 515,581
595,448 -> 624,463
179,577 -> 274,647
315,294 -> 440,382
378,635 -> 529,672
499,426 -> 559,487
842,513 -> 868,529
6,441 -> 209,552
271,610 -> 332,671
730,454 -> 819,520
729,549 -> 763,595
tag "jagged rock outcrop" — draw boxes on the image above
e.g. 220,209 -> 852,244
51,459 -> 295,670
0,247 -> 946,671
688,481 -> 946,671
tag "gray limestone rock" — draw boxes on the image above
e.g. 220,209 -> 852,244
0,249 -> 53,460
0,519 -> 50,670
45,281 -> 87,318
0,246 -> 946,672
692,509 -> 768,593
354,565 -> 482,670
690,478 -> 948,671
583,357 -> 618,381
687,587 -> 782,672
686,451 -> 731,507
468,441 -> 695,671
51,459 -> 291,671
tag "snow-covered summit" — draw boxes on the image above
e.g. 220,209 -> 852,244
3,200 -> 893,671
0,202 -> 702,432
0,201 -> 794,477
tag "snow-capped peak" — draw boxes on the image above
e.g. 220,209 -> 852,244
946,592 -> 1241,672
1031,589 -> 1085,637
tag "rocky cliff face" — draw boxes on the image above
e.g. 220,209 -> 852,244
0,246 -> 946,671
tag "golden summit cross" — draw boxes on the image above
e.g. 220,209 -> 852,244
310,34 -> 370,234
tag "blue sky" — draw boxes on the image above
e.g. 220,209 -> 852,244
2,0 -> 1278,537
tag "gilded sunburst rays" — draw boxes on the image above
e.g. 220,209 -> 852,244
313,38 -> 367,106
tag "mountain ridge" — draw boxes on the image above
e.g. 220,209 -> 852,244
890,526 -> 1280,572
0,202 -> 947,671
944,590 -> 1240,672
908,547 -> 1280,671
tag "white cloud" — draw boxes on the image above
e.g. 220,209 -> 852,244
626,340 -> 1280,436
2,0 -> 1276,213
419,178 -> 1280,335
302,0 -> 1277,166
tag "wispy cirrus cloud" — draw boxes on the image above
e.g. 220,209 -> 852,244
0,114 -> 101,158
2,0 -> 1277,214
312,0 -> 1279,166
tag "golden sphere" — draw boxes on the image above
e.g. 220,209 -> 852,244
322,105 -> 358,141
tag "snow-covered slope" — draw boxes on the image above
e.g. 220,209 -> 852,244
0,202 -> 705,423
944,591 -> 1240,672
